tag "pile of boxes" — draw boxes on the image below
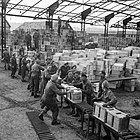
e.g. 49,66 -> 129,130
93,102 -> 130,133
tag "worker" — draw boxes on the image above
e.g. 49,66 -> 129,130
71,65 -> 77,74
59,62 -> 70,79
93,80 -> 117,140
38,74 -> 67,125
62,71 -> 74,84
25,32 -> 32,51
3,48 -> 10,70
98,70 -> 107,98
27,59 -> 34,92
18,55 -> 23,75
19,46 -> 24,56
39,65 -> 51,96
10,53 -> 17,79
93,80 -> 117,107
49,61 -> 58,75
21,55 -> 28,82
33,30 -> 40,50
72,71 -> 82,88
31,59 -> 44,98
80,72 -> 94,105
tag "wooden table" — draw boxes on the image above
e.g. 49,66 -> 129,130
91,77 -> 137,84
87,114 -> 140,140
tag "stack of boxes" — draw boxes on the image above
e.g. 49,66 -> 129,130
124,79 -> 136,92
109,63 -> 124,89
93,102 -> 130,133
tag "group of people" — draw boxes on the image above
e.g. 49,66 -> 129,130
25,31 -> 40,51
3,47 -> 140,139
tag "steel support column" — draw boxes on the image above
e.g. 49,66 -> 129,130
1,0 -> 4,58
104,13 -> 114,50
122,17 -> 132,38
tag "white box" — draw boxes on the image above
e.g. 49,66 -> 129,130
69,89 -> 82,103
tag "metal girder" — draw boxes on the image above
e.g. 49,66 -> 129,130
21,0 -> 42,15
58,0 -> 83,19
112,0 -> 140,12
5,2 -> 44,13
54,0 -> 76,15
7,0 -> 23,13
84,1 -> 115,24
65,0 -> 140,18
68,0 -> 107,22
34,0 -> 64,18
91,0 -> 139,26
3,13 -> 93,24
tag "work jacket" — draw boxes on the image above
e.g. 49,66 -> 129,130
41,80 -> 64,103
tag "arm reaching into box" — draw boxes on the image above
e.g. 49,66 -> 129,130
130,114 -> 140,120
102,89 -> 117,107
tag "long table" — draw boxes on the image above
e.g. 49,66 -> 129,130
87,114 -> 140,140
91,76 -> 137,84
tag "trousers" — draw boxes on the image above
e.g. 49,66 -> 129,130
41,99 -> 59,122
31,75 -> 39,96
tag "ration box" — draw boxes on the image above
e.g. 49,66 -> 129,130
106,108 -> 130,133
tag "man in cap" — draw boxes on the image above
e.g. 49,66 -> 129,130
31,59 -> 44,98
38,74 -> 67,125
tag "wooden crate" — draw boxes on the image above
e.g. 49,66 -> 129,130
93,102 -> 107,122
106,108 -> 130,133
69,89 -> 82,103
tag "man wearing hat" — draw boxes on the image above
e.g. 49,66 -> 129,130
80,72 -> 94,105
38,74 -> 67,125
31,59 -> 44,98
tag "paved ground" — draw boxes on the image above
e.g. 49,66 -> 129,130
0,63 -> 140,140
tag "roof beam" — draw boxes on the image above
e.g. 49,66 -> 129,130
60,0 -> 91,19
21,0 -> 42,15
90,0 -> 139,26
112,0 -> 140,12
65,0 -> 140,18
34,0 -> 64,18
4,13 -> 93,25
7,0 -> 23,13
68,0 -> 107,21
